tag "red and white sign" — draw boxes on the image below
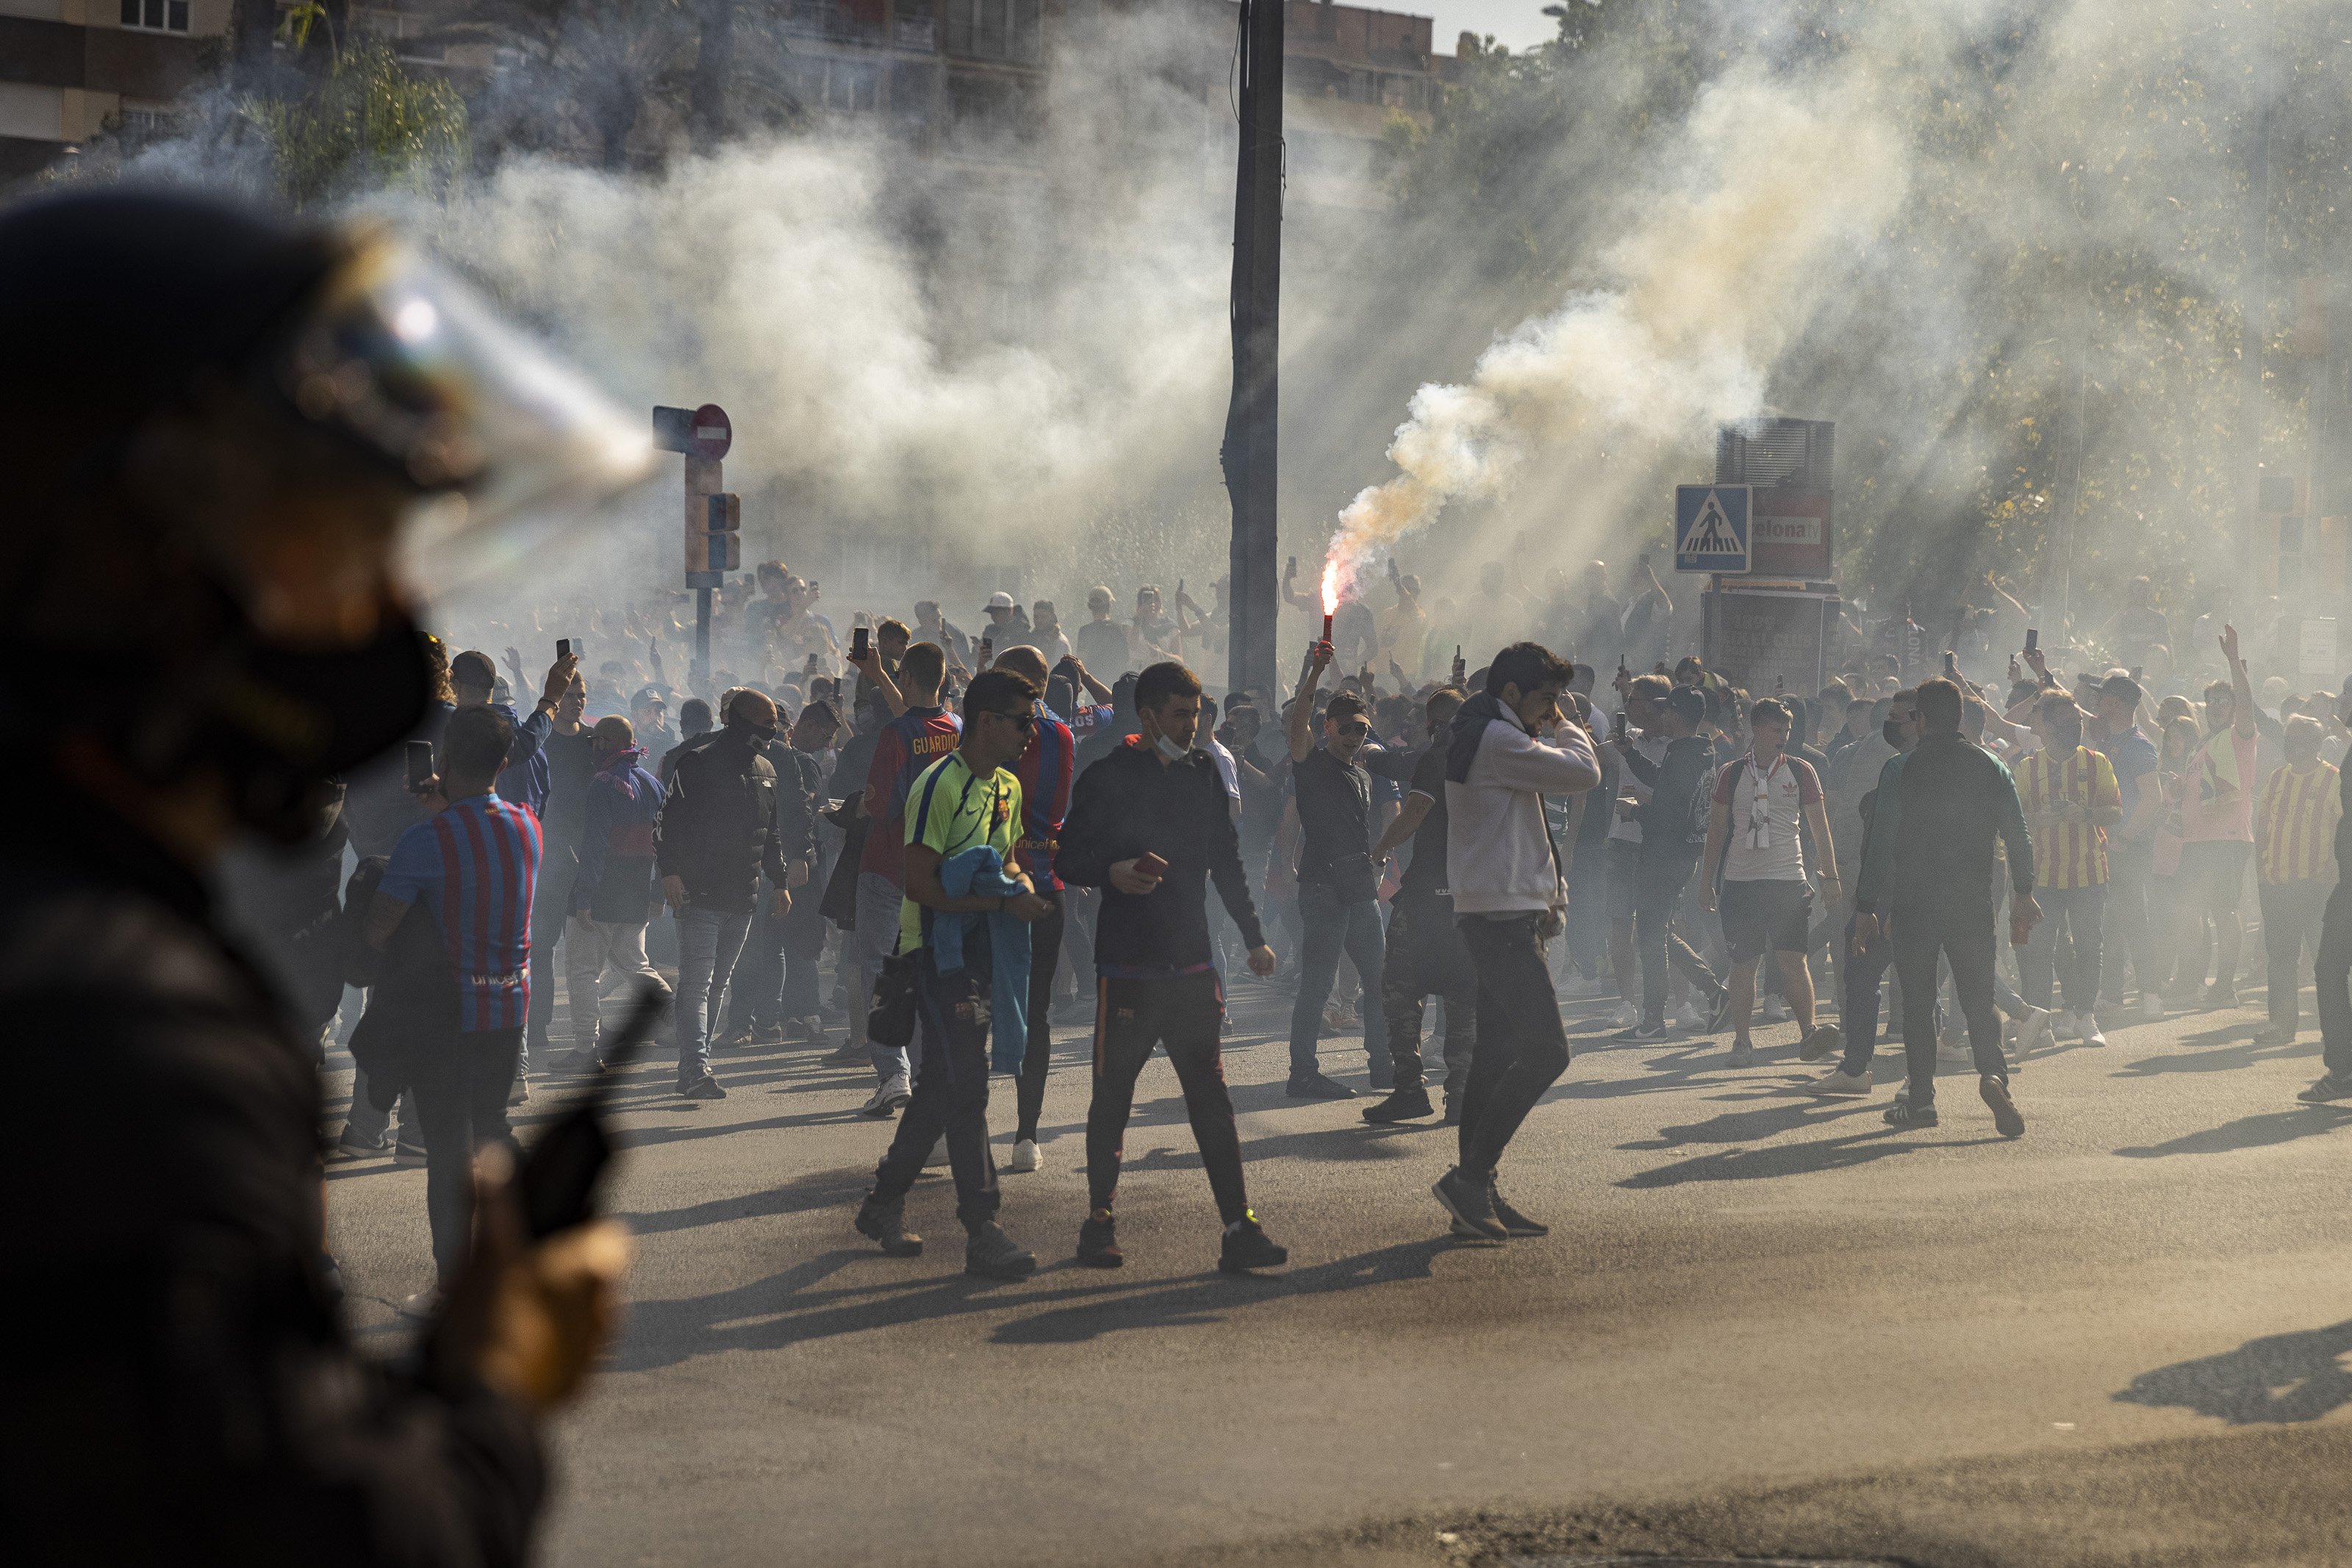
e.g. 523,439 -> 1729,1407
691,403 -> 732,459
1751,489 -> 1832,578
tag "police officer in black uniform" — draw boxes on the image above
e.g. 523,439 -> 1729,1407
0,190 -> 644,1565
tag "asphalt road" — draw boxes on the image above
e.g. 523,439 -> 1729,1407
324,972 -> 2352,1567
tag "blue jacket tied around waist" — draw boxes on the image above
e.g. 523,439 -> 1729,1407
934,844 -> 1033,1073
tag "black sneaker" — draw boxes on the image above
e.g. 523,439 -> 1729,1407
1799,1023 -> 1843,1062
2299,1072 -> 2352,1103
1979,1073 -> 2025,1138
1432,1166 -> 1507,1240
680,1072 -> 727,1099
854,1193 -> 924,1256
1442,1094 -> 1463,1126
393,1140 -> 428,1168
1706,987 -> 1736,1033
1488,1183 -> 1548,1239
965,1222 -> 1037,1281
1363,1086 -> 1434,1123
1076,1214 -> 1124,1268
1219,1215 -> 1288,1272
1728,1040 -> 1755,1068
1368,1057 -> 1396,1092
1286,1071 -> 1357,1100
1882,1097 -> 1940,1129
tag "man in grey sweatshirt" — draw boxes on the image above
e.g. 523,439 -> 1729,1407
1434,641 -> 1602,1240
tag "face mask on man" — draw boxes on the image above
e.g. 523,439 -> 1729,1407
1153,733 -> 1188,763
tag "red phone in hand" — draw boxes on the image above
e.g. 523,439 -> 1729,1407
1134,852 -> 1169,879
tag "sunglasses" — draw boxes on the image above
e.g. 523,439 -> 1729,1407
990,709 -> 1037,730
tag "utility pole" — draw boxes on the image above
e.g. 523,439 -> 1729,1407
2234,0 -> 2276,591
1221,0 -> 1284,706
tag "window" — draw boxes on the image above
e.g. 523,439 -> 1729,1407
944,0 -> 1039,62
120,0 -> 189,32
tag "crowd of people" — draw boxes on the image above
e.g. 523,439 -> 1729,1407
282,550 -> 2352,1287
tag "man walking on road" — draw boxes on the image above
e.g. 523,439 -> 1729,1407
1056,661 -> 1288,1272
1433,642 -> 1600,1240
853,669 -> 1055,1280
1806,688 -> 1918,1096
1285,639 -> 1390,1098
656,690 -> 792,1099
1364,686 -> 1479,1124
561,716 -> 671,1073
2015,689 -> 2122,1047
1856,677 -> 2039,1134
1696,697 -> 1840,1067
1612,685 -> 1729,1042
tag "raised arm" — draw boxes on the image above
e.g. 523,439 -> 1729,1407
2221,622 -> 2256,738
1288,643 -> 1331,764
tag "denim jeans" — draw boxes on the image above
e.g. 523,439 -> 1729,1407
2261,880 -> 2331,1033
412,1026 -> 520,1287
1013,896 -> 1066,1143
674,904 -> 753,1082
2102,840 -> 2159,1003
1892,898 -> 2005,1104
725,902 -> 789,1036
1458,913 -> 1571,1179
2319,885 -> 2352,1076
1633,855 -> 1717,1023
1288,880 -> 1388,1076
2021,883 -> 2105,1015
854,871 -> 910,1079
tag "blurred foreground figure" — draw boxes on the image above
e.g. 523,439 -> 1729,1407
0,191 -> 644,1565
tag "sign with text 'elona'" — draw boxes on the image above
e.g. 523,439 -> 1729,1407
1674,484 -> 1752,574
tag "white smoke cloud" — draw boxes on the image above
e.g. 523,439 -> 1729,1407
1329,62 -> 1909,571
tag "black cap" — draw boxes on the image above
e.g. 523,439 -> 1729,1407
631,683 -> 673,710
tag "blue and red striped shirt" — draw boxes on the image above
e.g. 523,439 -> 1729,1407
1006,700 -> 1078,891
381,792 -> 543,1032
857,705 -> 964,886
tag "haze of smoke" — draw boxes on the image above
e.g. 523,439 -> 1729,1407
1330,63 -> 1908,573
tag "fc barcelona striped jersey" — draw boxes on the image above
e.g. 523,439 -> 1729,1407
381,793 -> 543,1032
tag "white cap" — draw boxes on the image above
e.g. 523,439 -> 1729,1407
986,591 -> 1016,611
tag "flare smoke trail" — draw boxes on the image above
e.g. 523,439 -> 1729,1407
1329,65 -> 1907,574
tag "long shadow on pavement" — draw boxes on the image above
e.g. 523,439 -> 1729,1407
2116,1319 -> 2352,1423
609,1237 -> 1454,1369
2112,1104 -> 2352,1159
1617,1127 -> 2013,1187
2110,1025 -> 2314,1079
1620,1096 -> 1880,1151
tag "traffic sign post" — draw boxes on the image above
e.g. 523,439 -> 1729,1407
653,401 -> 735,694
1674,484 -> 1752,574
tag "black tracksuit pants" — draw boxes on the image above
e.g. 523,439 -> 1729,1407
1458,913 -> 1571,1179
1014,896 -> 1066,1142
1382,893 -> 1477,1095
872,953 -> 1000,1232
1084,973 -> 1249,1224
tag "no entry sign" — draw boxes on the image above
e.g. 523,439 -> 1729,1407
690,403 -> 732,460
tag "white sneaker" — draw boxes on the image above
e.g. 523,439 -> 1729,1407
862,1073 -> 911,1117
1006,1137 -> 1042,1173
2051,1010 -> 2084,1043
2015,1007 -> 2056,1057
398,1288 -> 442,1321
2080,1016 -> 2108,1048
1760,996 -> 1790,1024
2140,993 -> 2166,1022
1804,1068 -> 1874,1097
1610,1001 -> 1641,1028
1937,1027 -> 1970,1064
1674,1000 -> 1705,1029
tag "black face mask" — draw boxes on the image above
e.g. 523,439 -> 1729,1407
1883,718 -> 1909,747
121,600 -> 432,845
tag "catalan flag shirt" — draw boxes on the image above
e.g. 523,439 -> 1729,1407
2015,744 -> 2120,891
2256,760 -> 2344,885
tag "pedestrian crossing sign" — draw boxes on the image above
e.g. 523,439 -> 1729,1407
1674,484 -> 1752,574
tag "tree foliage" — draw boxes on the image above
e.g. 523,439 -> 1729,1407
240,26 -> 471,209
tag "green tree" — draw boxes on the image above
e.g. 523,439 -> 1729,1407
240,26 -> 470,208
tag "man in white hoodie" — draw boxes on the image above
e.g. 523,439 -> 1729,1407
1434,641 -> 1602,1240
